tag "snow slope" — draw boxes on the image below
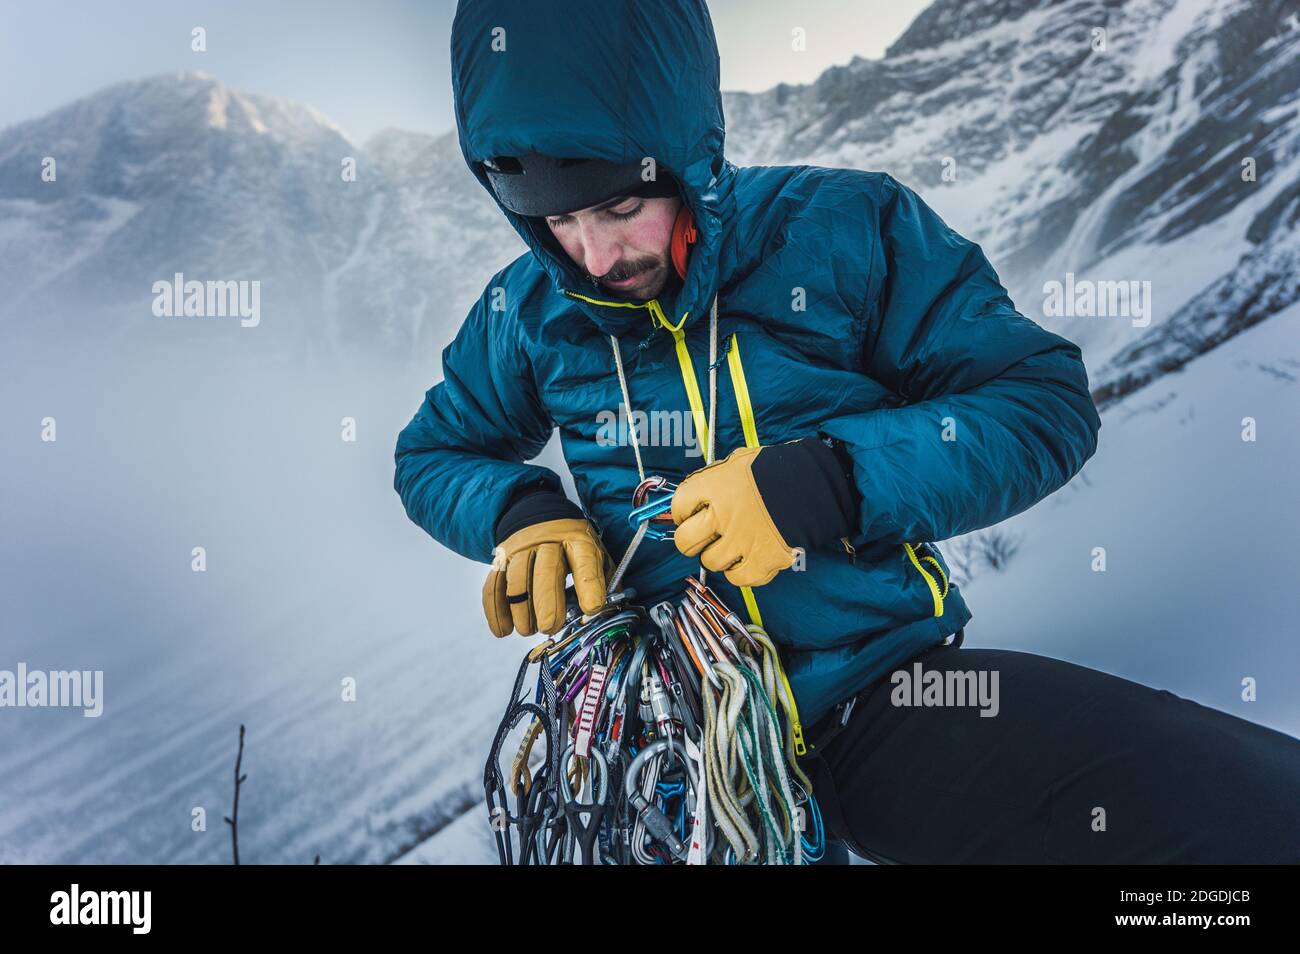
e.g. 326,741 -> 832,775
954,301 -> 1300,735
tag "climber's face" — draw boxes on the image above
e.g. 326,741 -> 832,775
544,194 -> 681,301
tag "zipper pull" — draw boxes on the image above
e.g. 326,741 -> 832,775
708,335 -> 733,370
637,321 -> 662,351
840,536 -> 856,566
791,719 -> 806,757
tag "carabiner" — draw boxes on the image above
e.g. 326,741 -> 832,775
560,744 -> 610,865
629,475 -> 677,541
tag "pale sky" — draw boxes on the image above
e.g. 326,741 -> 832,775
712,0 -> 929,90
0,0 -> 930,142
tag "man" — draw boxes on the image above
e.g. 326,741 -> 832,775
396,0 -> 1300,862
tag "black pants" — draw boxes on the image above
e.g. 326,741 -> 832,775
802,643 -> 1300,863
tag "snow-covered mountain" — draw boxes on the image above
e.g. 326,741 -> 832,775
725,0 -> 1300,405
2,0 -> 1296,389
0,72 -> 523,360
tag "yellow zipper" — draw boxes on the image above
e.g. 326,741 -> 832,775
563,289 -> 654,311
726,332 -> 760,449
902,542 -> 946,616
921,551 -> 949,598
648,300 -> 710,456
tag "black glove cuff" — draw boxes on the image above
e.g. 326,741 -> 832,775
751,437 -> 859,550
493,486 -> 583,546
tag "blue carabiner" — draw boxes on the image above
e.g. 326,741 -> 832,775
628,494 -> 675,540
629,475 -> 678,542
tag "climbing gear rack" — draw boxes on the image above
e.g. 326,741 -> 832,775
483,582 -> 824,865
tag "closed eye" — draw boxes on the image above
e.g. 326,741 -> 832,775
546,201 -> 644,229
608,202 -> 644,222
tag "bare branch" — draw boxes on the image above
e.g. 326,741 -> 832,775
225,724 -> 246,866
976,528 -> 1023,571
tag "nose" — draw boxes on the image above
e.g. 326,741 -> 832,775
575,219 -> 621,278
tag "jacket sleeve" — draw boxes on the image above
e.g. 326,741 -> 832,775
393,288 -> 565,563
817,174 -> 1102,545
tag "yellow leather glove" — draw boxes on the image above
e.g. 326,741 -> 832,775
671,445 -> 798,588
482,517 -> 614,637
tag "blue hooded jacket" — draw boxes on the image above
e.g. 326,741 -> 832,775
395,0 -> 1102,730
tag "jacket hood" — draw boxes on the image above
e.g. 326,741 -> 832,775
450,0 -> 737,336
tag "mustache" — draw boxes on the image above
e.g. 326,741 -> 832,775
590,257 -> 659,283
